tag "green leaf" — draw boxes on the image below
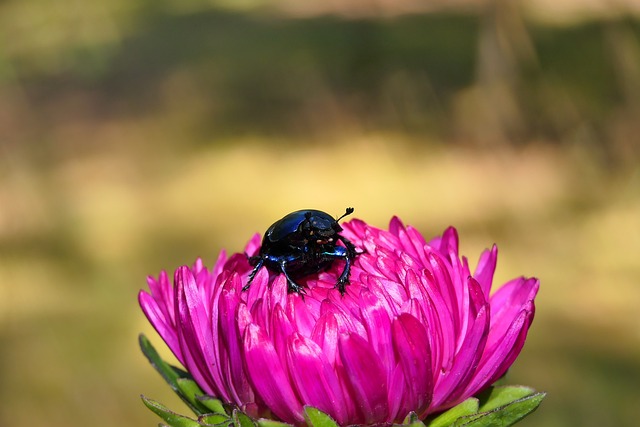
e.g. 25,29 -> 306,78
401,411 -> 427,427
198,413 -> 232,427
139,334 -> 182,389
139,334 -> 211,415
303,406 -> 339,427
403,412 -> 420,424
453,392 -> 546,427
426,398 -> 479,427
233,409 -> 257,427
197,396 -> 228,415
256,419 -> 294,427
476,386 -> 536,412
176,378 -> 214,415
141,395 -> 201,427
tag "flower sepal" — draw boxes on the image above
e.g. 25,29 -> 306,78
141,393 -> 545,427
424,386 -> 545,427
401,412 -> 427,427
141,396 -> 196,427
139,334 -> 229,417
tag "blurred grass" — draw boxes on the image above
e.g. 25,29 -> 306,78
1,1 -> 640,427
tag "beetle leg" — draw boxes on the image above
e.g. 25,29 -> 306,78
340,236 -> 358,258
321,240 -> 355,296
336,256 -> 351,296
278,259 -> 306,295
243,257 -> 264,291
338,237 -> 358,295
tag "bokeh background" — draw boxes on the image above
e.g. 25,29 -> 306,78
1,0 -> 640,426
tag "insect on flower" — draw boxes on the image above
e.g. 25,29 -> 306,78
243,208 -> 358,295
139,215 -> 540,426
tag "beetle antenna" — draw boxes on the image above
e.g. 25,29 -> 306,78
337,207 -> 354,222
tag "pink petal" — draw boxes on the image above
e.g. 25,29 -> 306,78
387,364 -> 407,421
364,274 -> 406,311
175,266 -> 219,397
404,225 -> 430,267
244,324 -> 304,424
338,332 -> 389,423
389,218 -> 434,271
206,250 -> 228,301
266,275 -> 288,314
403,270 -> 430,324
474,245 -> 498,297
389,217 -> 419,260
438,227 -> 459,259
286,333 -> 348,424
139,291 -> 181,359
245,269 -> 272,331
310,311 -> 339,364
468,276 -> 540,394
244,233 -> 262,257
319,298 -> 367,338
341,218 -> 368,241
391,313 -> 433,418
207,272 -> 231,399
147,270 -> 176,326
432,278 -> 489,410
358,289 -> 395,374
488,277 -> 539,339
270,303 -> 295,367
462,293 -> 536,397
218,278 -> 253,403
426,253 -> 459,328
420,269 -> 455,373
388,216 -> 405,237
287,293 -> 318,338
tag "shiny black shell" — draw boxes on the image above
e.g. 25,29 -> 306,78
244,208 -> 357,295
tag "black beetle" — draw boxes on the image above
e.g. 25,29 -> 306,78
244,208 -> 358,295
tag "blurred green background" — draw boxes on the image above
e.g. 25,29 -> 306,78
1,0 -> 639,426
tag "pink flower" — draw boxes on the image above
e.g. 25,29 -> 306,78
139,217 -> 538,425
